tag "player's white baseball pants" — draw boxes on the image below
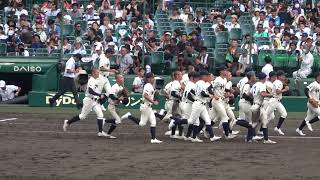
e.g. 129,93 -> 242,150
238,99 -> 253,123
180,101 -> 192,119
79,97 -> 104,120
139,104 -> 156,127
108,104 -> 121,124
251,103 -> 268,128
188,100 -> 211,126
224,102 -> 236,129
265,98 -> 287,121
293,68 -> 311,79
305,103 -> 320,122
212,98 -> 229,124
163,100 -> 174,121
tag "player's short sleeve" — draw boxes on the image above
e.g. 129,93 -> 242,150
307,82 -> 316,92
143,83 -> 153,95
65,59 -> 74,70
110,84 -> 119,95
260,84 -> 266,92
243,84 -> 251,94
87,78 -> 95,89
170,81 -> 181,92
274,80 -> 282,90
225,81 -> 232,90
212,77 -> 222,89
132,77 -> 140,86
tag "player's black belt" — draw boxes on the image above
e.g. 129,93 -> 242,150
196,100 -> 206,105
90,97 -> 99,101
141,102 -> 152,107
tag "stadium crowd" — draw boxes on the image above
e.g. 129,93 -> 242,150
0,0 -> 319,77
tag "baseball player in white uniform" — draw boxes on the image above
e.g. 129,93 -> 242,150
209,66 -> 236,139
168,72 -> 200,140
158,74 -> 174,123
265,70 -> 289,135
104,74 -> 132,138
62,68 -> 113,137
296,72 -> 320,136
236,71 -> 257,142
98,48 -> 116,111
186,71 -> 221,143
127,73 -> 163,144
162,71 -> 183,123
251,73 -> 276,144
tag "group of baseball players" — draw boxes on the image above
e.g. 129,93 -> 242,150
54,45 -> 320,144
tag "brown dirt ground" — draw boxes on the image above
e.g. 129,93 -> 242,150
0,107 -> 320,180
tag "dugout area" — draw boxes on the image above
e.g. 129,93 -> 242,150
0,106 -> 319,179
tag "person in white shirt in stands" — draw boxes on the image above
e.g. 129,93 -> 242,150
261,56 -> 273,78
293,45 -> 314,80
0,80 -> 21,101
15,3 -> 28,19
132,67 -> 145,93
72,40 -> 87,55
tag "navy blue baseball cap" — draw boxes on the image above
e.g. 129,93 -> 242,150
269,71 -> 277,77
276,70 -> 286,76
145,72 -> 154,79
200,70 -> 210,76
257,72 -> 267,79
218,65 -> 227,72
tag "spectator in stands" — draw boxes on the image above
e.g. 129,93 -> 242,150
83,4 -> 100,26
72,40 -> 86,55
288,42 -> 300,56
31,34 -> 44,49
32,4 -> 45,22
254,11 -> 269,30
132,67 -> 145,93
7,28 -> 21,53
169,7 -> 180,20
73,23 -> 83,38
98,0 -> 113,14
312,41 -> 320,55
47,38 -> 58,54
117,46 -> 134,74
212,15 -> 223,33
16,42 -> 29,56
180,4 -> 192,23
261,56 -> 273,78
226,40 -> 241,76
182,42 -> 199,67
241,34 -> 258,54
281,32 -> 291,50
225,14 -> 240,31
70,3 -> 82,19
145,13 -> 154,30
297,32 -> 309,49
230,0 -> 245,12
254,24 -> 268,37
99,17 -> 113,36
85,28 -> 97,44
0,80 -> 21,102
63,37 -> 71,54
268,8 -> 281,26
15,3 -> 28,18
252,8 -> 260,23
195,8 -> 205,23
47,19 -> 61,37
267,19 -> 275,34
238,49 -> 252,76
0,28 -> 7,43
197,47 -> 209,70
146,37 -> 159,53
160,32 -> 171,49
34,23 -> 47,43
45,1 -> 60,17
91,22 -> 103,38
293,45 -> 314,80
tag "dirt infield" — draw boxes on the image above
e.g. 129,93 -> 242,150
0,106 -> 320,180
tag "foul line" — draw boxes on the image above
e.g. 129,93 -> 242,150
0,118 -> 17,122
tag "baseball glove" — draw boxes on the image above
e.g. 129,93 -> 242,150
154,90 -> 160,102
121,88 -> 129,98
309,98 -> 319,108
99,94 -> 108,104
121,97 -> 129,105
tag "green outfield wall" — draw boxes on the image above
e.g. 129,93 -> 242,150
29,91 -> 308,112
